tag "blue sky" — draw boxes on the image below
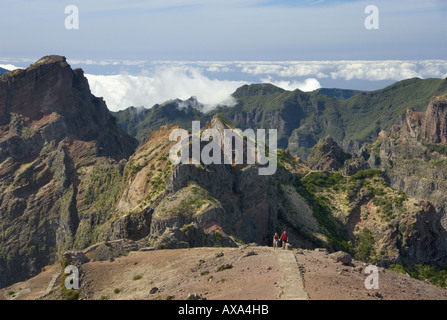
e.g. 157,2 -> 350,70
0,0 -> 446,61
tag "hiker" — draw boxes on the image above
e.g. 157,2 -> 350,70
273,233 -> 280,249
280,231 -> 288,249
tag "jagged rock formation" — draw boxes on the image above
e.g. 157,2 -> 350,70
403,94 -> 447,144
350,94 -> 447,264
306,136 -> 351,171
109,114 -> 325,250
287,123 -> 447,266
374,94 -> 447,223
0,56 -> 138,288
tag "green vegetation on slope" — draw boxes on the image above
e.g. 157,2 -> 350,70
293,169 -> 417,262
293,172 -> 348,251
112,100 -> 208,142
316,88 -> 362,100
389,263 -> 447,289
340,78 -> 447,142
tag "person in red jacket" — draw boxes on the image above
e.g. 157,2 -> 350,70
280,231 -> 288,249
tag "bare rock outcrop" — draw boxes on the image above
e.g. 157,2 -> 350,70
329,251 -> 352,265
307,136 -> 351,171
421,95 -> 447,144
403,94 -> 447,145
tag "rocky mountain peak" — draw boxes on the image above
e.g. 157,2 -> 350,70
306,135 -> 351,171
33,55 -> 67,65
0,55 -> 137,161
1,55 -> 88,124
176,96 -> 204,111
208,113 -> 233,134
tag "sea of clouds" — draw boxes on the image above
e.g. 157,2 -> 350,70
84,60 -> 447,111
2,59 -> 447,112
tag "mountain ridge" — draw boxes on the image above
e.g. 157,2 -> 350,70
112,77 -> 447,158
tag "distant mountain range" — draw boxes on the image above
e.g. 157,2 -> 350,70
113,78 -> 447,158
0,67 -> 9,75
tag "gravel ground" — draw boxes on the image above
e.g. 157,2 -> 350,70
1,246 -> 446,300
297,248 -> 447,300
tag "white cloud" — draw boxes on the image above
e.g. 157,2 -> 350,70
86,65 -> 246,112
82,59 -> 447,112
240,62 -> 330,78
206,65 -> 231,73
0,64 -> 22,71
236,60 -> 447,82
261,76 -> 321,92
329,61 -> 423,81
68,59 -> 121,66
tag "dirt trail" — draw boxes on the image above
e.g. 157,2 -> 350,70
275,248 -> 309,300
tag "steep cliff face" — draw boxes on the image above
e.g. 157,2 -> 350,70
403,94 -> 447,145
285,117 -> 447,266
399,200 -> 447,263
403,109 -> 424,139
421,94 -> 447,144
0,56 -> 138,288
356,94 -> 447,264
375,94 -> 447,223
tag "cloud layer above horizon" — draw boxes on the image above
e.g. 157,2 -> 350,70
80,60 -> 447,111
2,58 -> 447,111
